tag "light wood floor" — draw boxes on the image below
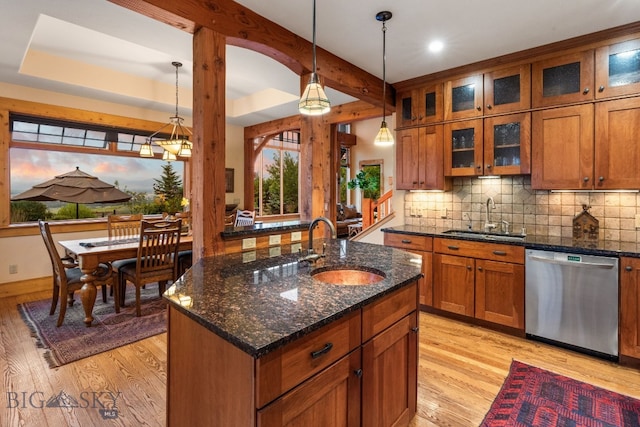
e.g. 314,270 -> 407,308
2,291 -> 640,426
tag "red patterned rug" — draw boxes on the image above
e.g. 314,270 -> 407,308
481,360 -> 640,426
18,285 -> 167,368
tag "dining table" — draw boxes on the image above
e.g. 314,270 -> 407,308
58,234 -> 193,327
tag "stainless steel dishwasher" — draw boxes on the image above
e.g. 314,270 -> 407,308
525,249 -> 619,360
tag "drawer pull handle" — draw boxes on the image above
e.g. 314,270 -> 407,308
493,250 -> 507,256
311,342 -> 333,359
447,245 -> 459,250
626,266 -> 633,272
401,239 -> 412,244
354,368 -> 363,378
411,327 -> 419,333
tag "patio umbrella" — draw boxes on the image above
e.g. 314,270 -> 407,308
11,166 -> 132,218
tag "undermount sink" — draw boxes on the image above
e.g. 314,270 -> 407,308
311,267 -> 386,286
442,229 -> 526,242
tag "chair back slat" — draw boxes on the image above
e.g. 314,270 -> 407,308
234,210 -> 255,227
136,219 -> 182,279
108,213 -> 143,239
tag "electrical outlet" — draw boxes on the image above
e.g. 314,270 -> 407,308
242,237 -> 256,250
440,208 -> 447,218
291,231 -> 302,242
9,264 -> 18,274
269,234 -> 281,246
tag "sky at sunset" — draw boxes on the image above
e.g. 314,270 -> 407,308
10,148 -> 184,197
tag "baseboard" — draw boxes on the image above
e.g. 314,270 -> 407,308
0,276 -> 50,298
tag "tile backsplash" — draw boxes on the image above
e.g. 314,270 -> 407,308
404,176 -> 640,242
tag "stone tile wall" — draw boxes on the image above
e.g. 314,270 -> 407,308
404,176 -> 640,242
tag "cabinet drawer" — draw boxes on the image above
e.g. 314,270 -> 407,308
384,233 -> 433,252
362,282 -> 418,342
434,238 -> 524,264
255,310 -> 361,409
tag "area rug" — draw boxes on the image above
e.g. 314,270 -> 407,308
481,360 -> 640,426
18,285 -> 167,368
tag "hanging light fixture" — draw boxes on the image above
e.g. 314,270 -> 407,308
298,0 -> 331,115
374,11 -> 394,146
140,61 -> 193,160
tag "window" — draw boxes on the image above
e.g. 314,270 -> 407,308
253,131 -> 300,217
9,115 -> 185,223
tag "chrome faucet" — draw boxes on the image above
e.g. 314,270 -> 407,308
484,197 -> 497,231
299,216 -> 337,264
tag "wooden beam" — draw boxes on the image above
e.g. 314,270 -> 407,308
192,27 -> 226,258
108,0 -> 394,108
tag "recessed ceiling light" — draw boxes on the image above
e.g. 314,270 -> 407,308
428,40 -> 444,53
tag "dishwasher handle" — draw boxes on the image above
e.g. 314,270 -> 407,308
527,254 -> 615,269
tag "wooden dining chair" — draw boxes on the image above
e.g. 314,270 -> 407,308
116,219 -> 182,316
234,210 -> 255,227
39,220 -> 119,326
224,212 -> 236,226
107,213 -> 143,239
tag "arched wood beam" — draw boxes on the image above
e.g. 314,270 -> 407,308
108,0 -> 394,108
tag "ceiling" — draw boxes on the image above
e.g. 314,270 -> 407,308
2,0 -> 640,127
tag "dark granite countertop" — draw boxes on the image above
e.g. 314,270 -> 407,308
221,220 -> 310,238
164,239 -> 423,358
382,225 -> 640,258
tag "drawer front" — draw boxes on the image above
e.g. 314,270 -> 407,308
384,233 -> 433,252
434,238 -> 524,264
362,282 -> 418,342
256,310 -> 361,408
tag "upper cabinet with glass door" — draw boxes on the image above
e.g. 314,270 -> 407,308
483,65 -> 531,115
444,75 -> 484,120
532,50 -> 594,107
397,83 -> 443,128
595,38 -> 640,99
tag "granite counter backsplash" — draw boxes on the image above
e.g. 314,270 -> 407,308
383,225 -> 640,258
164,239 -> 423,358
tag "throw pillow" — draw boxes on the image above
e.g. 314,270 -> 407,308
343,205 -> 358,219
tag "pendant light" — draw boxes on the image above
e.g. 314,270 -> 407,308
299,0 -> 331,115
374,11 -> 394,146
140,61 -> 193,160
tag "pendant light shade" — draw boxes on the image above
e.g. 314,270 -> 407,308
140,61 -> 193,160
374,11 -> 394,146
299,0 -> 331,115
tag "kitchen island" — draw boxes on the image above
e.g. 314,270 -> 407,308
164,239 -> 423,426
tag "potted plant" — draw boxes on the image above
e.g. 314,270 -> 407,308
347,170 -> 380,200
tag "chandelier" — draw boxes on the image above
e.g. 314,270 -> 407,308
140,61 -> 192,160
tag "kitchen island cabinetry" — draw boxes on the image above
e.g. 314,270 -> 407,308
433,238 -> 525,329
620,257 -> 640,360
165,241 -> 421,427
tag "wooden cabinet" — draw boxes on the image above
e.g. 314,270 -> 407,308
484,112 -> 531,175
444,74 -> 484,120
483,64 -> 531,114
444,119 -> 483,176
620,257 -> 640,360
531,104 -> 594,190
384,233 -> 433,306
432,238 -> 525,329
595,38 -> 640,99
396,126 -> 450,190
398,83 -> 443,127
532,50 -> 594,108
168,282 -> 419,427
533,98 -> 640,190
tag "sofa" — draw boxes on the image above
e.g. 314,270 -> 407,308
336,203 -> 362,237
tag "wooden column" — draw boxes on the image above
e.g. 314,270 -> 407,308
192,27 -> 226,258
243,136 -> 255,211
299,74 -> 334,228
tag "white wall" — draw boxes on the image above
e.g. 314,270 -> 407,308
350,113 -> 405,245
